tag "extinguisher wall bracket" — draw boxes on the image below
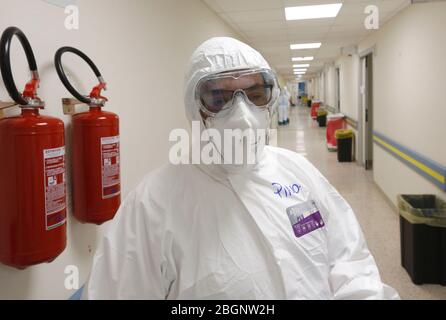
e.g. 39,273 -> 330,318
0,100 -> 17,109
62,98 -> 83,115
0,100 -> 17,119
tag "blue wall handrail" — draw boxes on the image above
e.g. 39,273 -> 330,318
373,131 -> 446,191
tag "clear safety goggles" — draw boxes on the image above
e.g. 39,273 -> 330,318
196,68 -> 279,117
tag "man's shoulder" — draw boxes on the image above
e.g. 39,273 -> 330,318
137,163 -> 198,188
121,163 -> 201,217
265,146 -> 312,166
264,146 -> 322,180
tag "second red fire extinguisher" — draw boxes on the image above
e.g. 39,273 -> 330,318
0,27 -> 67,269
55,47 -> 120,225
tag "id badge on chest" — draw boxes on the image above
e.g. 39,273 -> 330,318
286,200 -> 325,238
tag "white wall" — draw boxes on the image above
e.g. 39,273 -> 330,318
358,2 -> 446,204
311,65 -> 334,110
336,54 -> 359,120
313,76 -> 320,100
318,72 -> 325,103
307,79 -> 314,98
324,64 -> 336,110
0,0 -> 242,299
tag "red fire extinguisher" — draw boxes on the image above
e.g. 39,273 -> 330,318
55,47 -> 120,225
0,27 -> 67,269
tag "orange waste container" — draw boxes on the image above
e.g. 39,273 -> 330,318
326,114 -> 346,151
311,101 -> 321,119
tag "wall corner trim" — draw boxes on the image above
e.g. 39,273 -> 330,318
359,45 -> 377,58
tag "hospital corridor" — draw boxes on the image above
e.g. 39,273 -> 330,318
276,106 -> 446,300
0,0 -> 446,307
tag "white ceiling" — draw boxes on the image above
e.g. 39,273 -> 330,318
203,0 -> 411,80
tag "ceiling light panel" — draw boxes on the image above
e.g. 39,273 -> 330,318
285,4 -> 343,21
290,43 -> 322,50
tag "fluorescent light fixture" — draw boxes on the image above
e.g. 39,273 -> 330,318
294,69 -> 307,72
290,43 -> 321,50
294,71 -> 306,75
293,64 -> 310,68
292,56 -> 314,62
285,3 -> 343,21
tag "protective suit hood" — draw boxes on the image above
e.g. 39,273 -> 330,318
184,37 -> 272,123
183,37 -> 275,176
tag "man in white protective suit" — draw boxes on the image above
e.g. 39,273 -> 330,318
83,37 -> 399,300
278,86 -> 291,125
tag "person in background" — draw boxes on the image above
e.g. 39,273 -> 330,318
278,86 -> 290,126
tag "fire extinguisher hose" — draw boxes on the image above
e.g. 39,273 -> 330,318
54,47 -> 104,105
0,26 -> 39,106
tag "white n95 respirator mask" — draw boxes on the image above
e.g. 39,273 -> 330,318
196,68 -> 278,168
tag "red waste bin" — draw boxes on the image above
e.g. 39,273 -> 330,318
326,114 -> 346,151
311,101 -> 321,119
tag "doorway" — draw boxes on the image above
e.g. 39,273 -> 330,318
360,54 -> 374,170
335,67 -> 341,112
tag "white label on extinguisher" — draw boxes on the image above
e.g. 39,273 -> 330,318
43,146 -> 67,231
101,136 -> 121,199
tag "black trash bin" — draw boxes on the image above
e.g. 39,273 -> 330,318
335,130 -> 353,162
307,99 -> 312,108
317,109 -> 328,127
398,195 -> 446,286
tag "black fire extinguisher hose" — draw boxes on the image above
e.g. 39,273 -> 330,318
0,26 -> 39,106
54,46 -> 103,105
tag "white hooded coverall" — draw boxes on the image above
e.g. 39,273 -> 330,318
278,87 -> 290,124
84,37 -> 399,300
